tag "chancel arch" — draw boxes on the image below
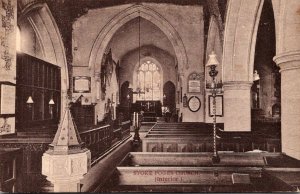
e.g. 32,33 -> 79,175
88,4 -> 188,76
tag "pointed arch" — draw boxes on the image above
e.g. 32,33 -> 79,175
88,4 -> 188,74
222,0 -> 265,82
18,2 -> 69,112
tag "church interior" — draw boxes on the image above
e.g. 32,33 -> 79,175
1,0 -> 300,192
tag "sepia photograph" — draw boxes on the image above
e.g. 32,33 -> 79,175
0,0 -> 300,193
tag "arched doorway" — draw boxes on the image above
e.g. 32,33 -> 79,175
119,81 -> 131,120
163,81 -> 176,122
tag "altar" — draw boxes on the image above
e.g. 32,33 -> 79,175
132,100 -> 162,117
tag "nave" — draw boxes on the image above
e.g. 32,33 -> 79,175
80,122 -> 300,193
2,0 -> 300,193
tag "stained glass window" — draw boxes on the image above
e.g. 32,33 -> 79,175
137,61 -> 161,100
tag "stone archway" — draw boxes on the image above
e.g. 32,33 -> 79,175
222,0 -> 300,159
222,0 -> 265,132
18,3 -> 69,113
88,4 -> 188,75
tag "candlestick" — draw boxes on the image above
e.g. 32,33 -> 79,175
136,112 -> 139,128
133,112 -> 136,127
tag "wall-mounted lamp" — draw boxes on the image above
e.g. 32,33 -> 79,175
26,96 -> 34,108
163,94 -> 166,100
49,98 -> 55,105
49,97 -> 55,115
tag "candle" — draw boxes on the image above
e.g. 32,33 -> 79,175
211,82 -> 215,88
133,112 -> 135,127
136,113 -> 139,127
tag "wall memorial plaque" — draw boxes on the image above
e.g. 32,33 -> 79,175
0,82 -> 16,115
209,95 -> 223,117
188,72 -> 203,93
73,76 -> 91,93
188,96 -> 201,112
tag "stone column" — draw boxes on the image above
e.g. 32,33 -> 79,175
223,81 -> 252,131
274,51 -> 300,160
95,72 -> 101,101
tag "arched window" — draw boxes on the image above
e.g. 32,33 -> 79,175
137,60 -> 161,101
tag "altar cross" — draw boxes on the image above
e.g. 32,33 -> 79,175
147,101 -> 150,110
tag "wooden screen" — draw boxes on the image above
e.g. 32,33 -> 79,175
16,53 -> 61,130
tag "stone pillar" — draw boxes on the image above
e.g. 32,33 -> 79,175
95,72 -> 101,101
223,81 -> 252,131
274,51 -> 300,160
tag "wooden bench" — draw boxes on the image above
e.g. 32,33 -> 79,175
143,123 -> 280,153
116,152 -> 279,186
143,134 -> 213,152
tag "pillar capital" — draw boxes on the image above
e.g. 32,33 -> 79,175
273,51 -> 300,72
223,81 -> 252,90
223,81 -> 251,132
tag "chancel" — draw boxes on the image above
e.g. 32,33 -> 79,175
1,0 -> 300,193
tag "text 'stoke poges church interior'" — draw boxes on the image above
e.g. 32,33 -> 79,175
1,0 -> 300,192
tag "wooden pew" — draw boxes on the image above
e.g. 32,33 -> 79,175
142,136 -> 213,152
126,152 -> 268,166
144,123 -> 280,153
116,152 -> 278,186
117,166 -> 259,185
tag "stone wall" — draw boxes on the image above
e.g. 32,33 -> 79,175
0,0 -> 17,136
